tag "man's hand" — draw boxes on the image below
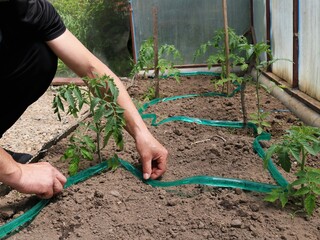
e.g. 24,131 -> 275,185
6,162 -> 67,199
135,132 -> 168,180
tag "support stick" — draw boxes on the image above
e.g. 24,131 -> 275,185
222,0 -> 231,94
153,7 -> 160,98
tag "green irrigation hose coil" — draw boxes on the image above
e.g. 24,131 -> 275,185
0,72 -> 289,239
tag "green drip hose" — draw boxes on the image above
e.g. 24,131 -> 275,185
160,71 -> 221,78
137,79 -> 288,188
0,71 -> 289,239
119,159 -> 279,193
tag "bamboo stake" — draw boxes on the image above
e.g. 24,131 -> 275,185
153,7 -> 160,98
222,0 -> 231,94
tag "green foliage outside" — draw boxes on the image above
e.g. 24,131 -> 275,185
51,0 -> 105,76
52,75 -> 126,175
51,0 -> 105,48
264,125 -> 320,216
50,0 -> 131,76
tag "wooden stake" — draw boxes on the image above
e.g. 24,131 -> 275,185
153,7 -> 160,98
222,0 -> 231,94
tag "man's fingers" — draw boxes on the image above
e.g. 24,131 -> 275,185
150,160 -> 167,179
53,178 -> 64,194
36,193 -> 50,199
142,156 -> 152,180
55,170 -> 67,186
36,188 -> 53,199
41,162 -> 66,186
36,178 -> 63,199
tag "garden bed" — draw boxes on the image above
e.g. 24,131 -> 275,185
1,75 -> 320,239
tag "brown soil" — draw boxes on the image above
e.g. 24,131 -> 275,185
1,76 -> 320,240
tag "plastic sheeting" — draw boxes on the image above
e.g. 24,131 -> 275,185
299,1 -> 320,101
253,0 -> 266,43
252,0 -> 267,62
270,0 -> 293,84
130,0 -> 250,65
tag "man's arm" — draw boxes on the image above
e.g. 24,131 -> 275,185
0,147 -> 66,199
46,29 -> 168,180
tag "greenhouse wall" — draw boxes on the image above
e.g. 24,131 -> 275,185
252,0 -> 266,43
270,0 -> 293,84
130,0 -> 250,65
252,0 -> 267,61
299,1 -> 320,100
252,0 -> 320,102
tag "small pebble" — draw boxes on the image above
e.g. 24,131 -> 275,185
250,203 -> 260,212
94,190 -> 104,198
166,199 -> 178,206
230,219 -> 242,228
234,188 -> 242,195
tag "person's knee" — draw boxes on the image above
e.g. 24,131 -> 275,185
0,41 -> 58,136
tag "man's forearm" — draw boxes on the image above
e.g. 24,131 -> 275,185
0,147 -> 21,185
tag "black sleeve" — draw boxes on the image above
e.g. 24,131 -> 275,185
12,0 -> 66,41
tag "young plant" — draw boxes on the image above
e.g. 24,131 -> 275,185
264,125 -> 320,216
249,110 -> 271,135
142,86 -> 156,102
130,37 -> 182,100
52,75 -> 126,175
194,28 -> 251,126
239,42 -> 276,134
194,28 -> 248,83
195,29 -> 287,133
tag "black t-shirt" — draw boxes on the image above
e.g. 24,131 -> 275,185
0,0 -> 66,76
0,0 -> 66,42
0,1 -> 67,136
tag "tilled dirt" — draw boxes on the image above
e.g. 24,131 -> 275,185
1,76 -> 320,240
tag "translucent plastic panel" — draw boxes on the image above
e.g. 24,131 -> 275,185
253,0 -> 266,43
130,0 -> 250,65
299,1 -> 320,100
270,0 -> 293,84
252,0 -> 267,61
